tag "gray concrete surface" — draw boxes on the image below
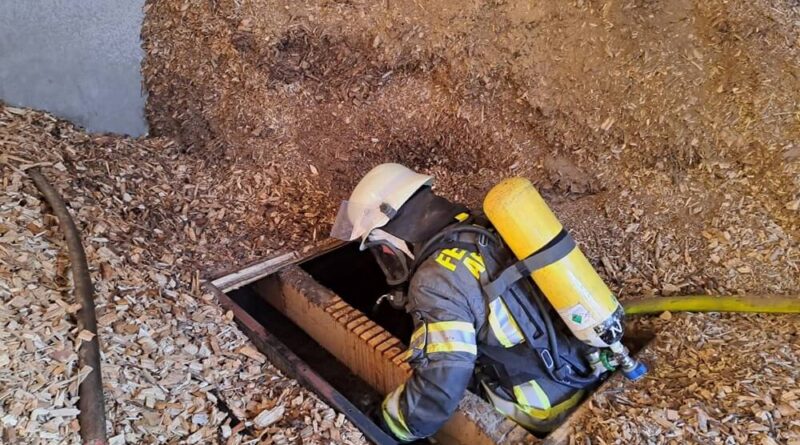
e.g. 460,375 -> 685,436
0,1 -> 148,136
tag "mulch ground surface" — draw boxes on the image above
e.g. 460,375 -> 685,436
1,107 -> 366,445
1,0 -> 799,443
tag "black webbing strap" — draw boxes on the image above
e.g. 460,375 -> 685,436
483,232 -> 576,298
412,224 -> 500,274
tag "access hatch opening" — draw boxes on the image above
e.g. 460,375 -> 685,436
213,241 -> 656,445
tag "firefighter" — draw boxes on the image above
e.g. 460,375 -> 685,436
331,163 -> 607,441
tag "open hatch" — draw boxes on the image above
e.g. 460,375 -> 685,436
207,241 -> 654,445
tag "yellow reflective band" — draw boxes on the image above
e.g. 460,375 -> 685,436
428,320 -> 474,333
408,321 -> 476,355
409,328 -> 426,349
482,382 -> 585,432
518,389 -> 584,421
383,410 -> 414,441
488,298 -> 525,347
513,381 -> 551,411
455,212 -> 470,222
382,384 -> 416,441
488,310 -> 512,347
548,390 -> 584,417
425,341 -> 478,355
410,321 -> 474,345
426,329 -> 475,346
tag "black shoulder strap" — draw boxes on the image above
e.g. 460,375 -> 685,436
413,218 -> 576,294
482,231 -> 575,298
412,222 -> 500,273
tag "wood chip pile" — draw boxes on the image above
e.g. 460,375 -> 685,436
0,105 -> 366,445
575,313 -> 800,445
1,0 -> 799,442
3,103 -> 799,445
141,0 -> 800,299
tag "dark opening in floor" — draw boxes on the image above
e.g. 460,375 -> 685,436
301,242 -> 415,343
228,283 -> 384,412
228,243 -> 657,441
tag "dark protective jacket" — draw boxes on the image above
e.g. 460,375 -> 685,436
380,229 -> 597,441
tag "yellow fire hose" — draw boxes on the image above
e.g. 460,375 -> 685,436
623,294 -> 800,316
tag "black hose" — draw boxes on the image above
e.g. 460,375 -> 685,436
28,168 -> 108,445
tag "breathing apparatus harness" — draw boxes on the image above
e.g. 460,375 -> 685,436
411,216 -> 603,389
365,186 -> 608,388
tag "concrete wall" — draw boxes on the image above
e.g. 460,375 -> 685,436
0,1 -> 148,136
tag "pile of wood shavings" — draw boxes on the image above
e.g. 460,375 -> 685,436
0,104 -> 366,444
140,0 -> 800,300
2,95 -> 799,443
0,183 -> 87,442
572,313 -> 800,445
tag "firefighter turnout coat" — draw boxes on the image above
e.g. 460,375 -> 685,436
380,230 -> 595,441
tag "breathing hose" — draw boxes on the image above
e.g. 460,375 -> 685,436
28,168 -> 108,445
623,294 -> 800,316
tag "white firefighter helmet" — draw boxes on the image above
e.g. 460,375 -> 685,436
331,163 -> 432,248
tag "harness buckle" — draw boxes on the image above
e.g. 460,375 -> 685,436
551,360 -> 578,384
540,349 -> 554,369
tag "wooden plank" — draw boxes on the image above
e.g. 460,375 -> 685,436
255,266 -> 533,445
210,251 -> 297,293
209,238 -> 344,292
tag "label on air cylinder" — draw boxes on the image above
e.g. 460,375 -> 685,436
560,303 -> 594,329
594,306 -> 625,346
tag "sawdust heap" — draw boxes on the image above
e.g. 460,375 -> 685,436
576,313 -> 800,444
142,0 -> 800,298
2,0 -> 799,443
0,105 -> 366,445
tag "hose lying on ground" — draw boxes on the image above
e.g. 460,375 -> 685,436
624,294 -> 800,316
28,168 -> 108,445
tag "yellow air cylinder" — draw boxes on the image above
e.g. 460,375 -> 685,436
484,177 -> 622,348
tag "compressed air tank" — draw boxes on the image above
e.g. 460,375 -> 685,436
484,177 -> 624,348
